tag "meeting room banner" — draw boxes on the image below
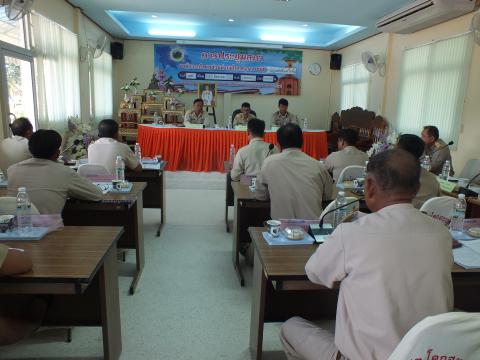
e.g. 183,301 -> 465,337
154,44 -> 302,95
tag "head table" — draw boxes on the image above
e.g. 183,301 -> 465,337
137,125 -> 328,172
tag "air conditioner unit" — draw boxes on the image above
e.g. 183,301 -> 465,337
376,0 -> 476,34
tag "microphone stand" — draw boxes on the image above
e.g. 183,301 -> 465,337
459,172 -> 480,197
310,198 -> 363,237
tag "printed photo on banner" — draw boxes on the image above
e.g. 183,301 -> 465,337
198,83 -> 217,107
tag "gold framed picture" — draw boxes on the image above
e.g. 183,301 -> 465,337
197,83 -> 217,107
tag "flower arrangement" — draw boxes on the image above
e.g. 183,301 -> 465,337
366,129 -> 398,158
121,77 -> 141,94
63,116 -> 96,160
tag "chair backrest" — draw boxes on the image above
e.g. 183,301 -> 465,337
419,196 -> 456,226
319,196 -> 359,225
0,197 -> 40,215
460,159 -> 480,180
77,163 -> 110,177
337,165 -> 365,184
388,312 -> 480,360
231,109 -> 257,125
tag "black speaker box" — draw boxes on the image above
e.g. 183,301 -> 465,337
111,42 -> 124,60
330,54 -> 342,70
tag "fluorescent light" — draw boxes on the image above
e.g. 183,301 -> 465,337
260,34 -> 305,43
176,40 -> 283,49
302,24 -> 309,27
148,29 -> 196,37
151,15 -> 157,18
228,18 -> 235,22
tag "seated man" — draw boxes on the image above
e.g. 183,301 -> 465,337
0,117 -> 33,176
88,119 -> 141,174
184,98 -> 211,127
231,119 -> 276,181
421,125 -> 453,175
8,129 -> 103,214
271,98 -> 299,127
281,149 -> 453,360
255,124 -> 333,219
233,102 -> 255,126
325,128 -> 368,182
397,134 -> 441,208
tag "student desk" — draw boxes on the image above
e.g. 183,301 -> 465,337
248,227 -> 480,360
61,182 -> 146,295
231,182 -> 270,287
0,226 -> 123,360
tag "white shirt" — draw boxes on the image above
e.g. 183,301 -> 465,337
325,146 -> 369,182
230,138 -> 277,181
88,137 -> 140,175
0,135 -> 31,176
306,203 -> 453,360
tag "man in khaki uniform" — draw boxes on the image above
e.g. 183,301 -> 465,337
325,128 -> 368,182
184,98 -> 211,127
421,125 -> 453,175
233,102 -> 255,126
88,119 -> 141,174
271,98 -> 299,127
8,130 -> 103,214
231,119 -> 276,181
280,149 -> 453,360
255,124 -> 333,219
397,134 -> 441,209
0,117 -> 33,176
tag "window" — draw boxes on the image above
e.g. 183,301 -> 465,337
340,63 -> 370,110
0,7 -> 27,48
92,52 -> 113,121
30,14 -> 80,131
396,33 -> 473,144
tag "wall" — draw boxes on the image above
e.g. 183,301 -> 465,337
333,13 -> 480,174
113,40 -> 333,128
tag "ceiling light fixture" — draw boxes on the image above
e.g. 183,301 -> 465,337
228,18 -> 235,22
302,24 -> 308,27
151,15 -> 157,18
260,34 -> 304,43
148,29 -> 196,37
176,40 -> 283,49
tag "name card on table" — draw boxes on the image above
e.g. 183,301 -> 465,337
437,178 -> 457,193
185,123 -> 204,129
234,125 -> 247,131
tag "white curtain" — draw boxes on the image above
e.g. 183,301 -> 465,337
92,52 -> 113,121
340,63 -> 370,110
396,33 -> 473,144
30,14 -> 80,131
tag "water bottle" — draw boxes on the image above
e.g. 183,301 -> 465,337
16,187 -> 32,234
115,156 -> 125,181
229,144 -> 235,164
134,143 -> 142,162
363,160 -> 369,178
421,155 -> 431,171
153,112 -> 160,124
303,117 -> 308,130
450,194 -> 466,232
333,191 -> 348,227
227,116 -> 232,129
441,160 -> 451,180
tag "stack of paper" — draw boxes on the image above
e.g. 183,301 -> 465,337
454,239 -> 480,269
262,231 -> 314,246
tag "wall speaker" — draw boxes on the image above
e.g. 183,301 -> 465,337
111,42 -> 124,60
330,54 -> 342,70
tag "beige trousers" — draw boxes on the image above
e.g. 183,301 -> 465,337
280,317 -> 347,360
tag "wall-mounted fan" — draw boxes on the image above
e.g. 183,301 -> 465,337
471,11 -> 480,46
361,51 -> 386,77
1,0 -> 33,21
79,35 -> 107,63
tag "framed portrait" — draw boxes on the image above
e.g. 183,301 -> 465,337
197,83 -> 217,107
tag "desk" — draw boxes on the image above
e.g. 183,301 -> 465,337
231,182 -> 270,286
0,226 -> 123,360
126,162 -> 167,236
62,182 -> 146,295
248,227 -> 480,360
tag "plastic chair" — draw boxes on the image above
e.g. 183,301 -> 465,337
419,196 -> 456,226
0,197 -> 40,215
319,196 -> 359,225
77,163 -> 110,177
459,159 -> 480,181
388,312 -> 480,360
336,165 -> 365,184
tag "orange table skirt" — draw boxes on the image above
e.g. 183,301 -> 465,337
138,125 -> 328,172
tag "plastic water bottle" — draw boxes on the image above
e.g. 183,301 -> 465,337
115,156 -> 125,181
333,191 -> 348,228
134,143 -> 142,162
303,117 -> 308,130
226,116 -> 232,129
16,187 -> 32,234
229,144 -> 235,163
441,160 -> 451,180
363,160 -> 369,178
450,194 -> 467,232
153,112 -> 160,124
421,155 -> 431,171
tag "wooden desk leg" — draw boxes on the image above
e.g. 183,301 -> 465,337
130,195 -> 145,295
100,246 -> 122,360
232,196 -> 245,286
250,249 -> 266,360
157,171 -> 165,237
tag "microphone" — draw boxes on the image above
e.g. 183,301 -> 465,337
60,139 -> 81,156
265,143 -> 275,157
458,171 -> 480,197
310,198 -> 363,237
425,141 -> 454,157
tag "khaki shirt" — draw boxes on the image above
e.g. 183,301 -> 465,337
0,136 -> 32,176
325,146 -> 369,182
413,168 -> 441,209
306,203 -> 453,360
230,138 -> 277,181
255,148 -> 333,219
0,244 -> 8,268
7,158 -> 103,214
88,137 -> 140,175
425,139 -> 453,175
184,109 -> 211,127
233,113 -> 255,126
271,111 -> 299,127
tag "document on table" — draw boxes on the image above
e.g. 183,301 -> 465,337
454,239 -> 480,269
